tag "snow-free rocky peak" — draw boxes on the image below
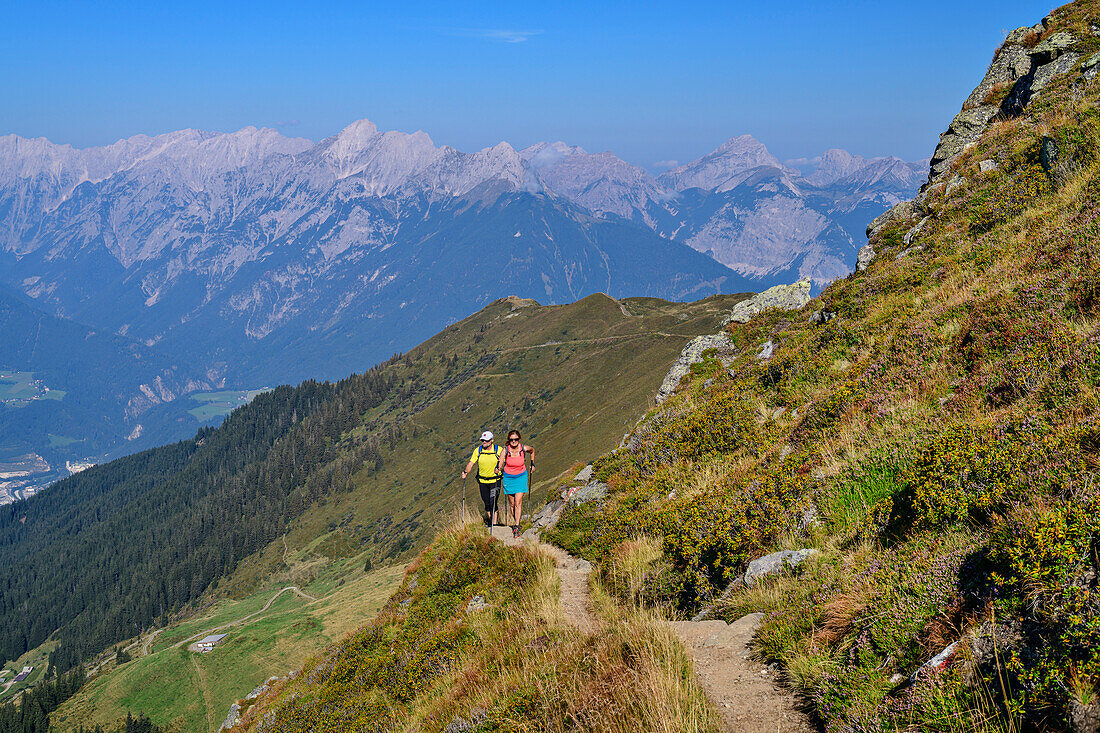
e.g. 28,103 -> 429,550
311,119 -> 540,197
521,141 -> 664,220
658,135 -> 796,193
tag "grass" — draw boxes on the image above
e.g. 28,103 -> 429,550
52,560 -> 405,733
0,370 -> 65,405
187,389 -> 271,420
240,515 -> 720,733
0,639 -> 57,702
47,433 -> 81,448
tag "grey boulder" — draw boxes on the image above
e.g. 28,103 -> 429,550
743,549 -> 819,587
856,243 -> 875,271
726,279 -> 812,324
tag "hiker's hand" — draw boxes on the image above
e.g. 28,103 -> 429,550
461,471 -> 467,479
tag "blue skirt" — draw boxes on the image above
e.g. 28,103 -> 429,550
502,471 -> 528,495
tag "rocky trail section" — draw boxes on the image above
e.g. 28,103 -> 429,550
672,615 -> 814,733
534,463 -> 816,732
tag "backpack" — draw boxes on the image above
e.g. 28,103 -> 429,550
474,444 -> 501,481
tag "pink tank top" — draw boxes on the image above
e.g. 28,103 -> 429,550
503,446 -> 526,475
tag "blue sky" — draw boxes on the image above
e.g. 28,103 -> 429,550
1,0 -> 1053,168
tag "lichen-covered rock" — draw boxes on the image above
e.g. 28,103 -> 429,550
1084,52 -> 1100,81
979,159 -> 998,173
443,708 -> 488,733
531,498 -> 565,530
963,41 -> 1032,109
930,106 -> 1001,178
1032,51 -> 1081,95
1030,32 -> 1078,63
1070,699 -> 1100,733
914,641 -> 960,680
903,215 -> 931,245
219,703 -> 241,732
656,333 -> 732,403
742,549 -> 818,586
574,464 -> 593,482
895,244 -> 925,261
856,243 -> 876,271
465,595 -> 488,612
726,279 -> 812,324
755,340 -> 775,361
927,27 -> 1052,185
569,481 -> 608,505
867,200 -> 915,239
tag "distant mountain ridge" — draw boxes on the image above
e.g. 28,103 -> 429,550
0,121 -> 922,466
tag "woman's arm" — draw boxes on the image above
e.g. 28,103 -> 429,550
526,445 -> 535,470
497,451 -> 507,472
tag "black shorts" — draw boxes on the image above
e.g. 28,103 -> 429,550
478,479 -> 500,514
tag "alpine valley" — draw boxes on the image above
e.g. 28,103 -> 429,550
0,123 -> 922,484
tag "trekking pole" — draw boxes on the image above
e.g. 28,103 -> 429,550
462,474 -> 467,518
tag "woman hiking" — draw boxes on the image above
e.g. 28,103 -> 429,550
497,430 -> 534,538
461,431 -> 504,531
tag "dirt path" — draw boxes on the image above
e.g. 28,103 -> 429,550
495,520 -> 810,730
491,526 -> 596,632
177,586 -> 318,650
672,613 -> 814,733
141,629 -> 163,656
190,654 -> 215,733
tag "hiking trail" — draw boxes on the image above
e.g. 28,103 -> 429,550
491,525 -> 596,632
672,614 -> 814,733
504,516 -> 812,732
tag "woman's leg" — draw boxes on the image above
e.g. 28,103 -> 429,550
507,494 -> 519,526
514,493 -> 524,527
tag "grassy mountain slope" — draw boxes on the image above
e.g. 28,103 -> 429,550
242,515 -> 718,733
5,291 -> 741,730
242,3 -> 1100,731
216,293 -> 743,593
52,562 -> 404,733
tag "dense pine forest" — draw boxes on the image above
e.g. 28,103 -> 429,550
0,362 -> 400,672
0,669 -> 84,733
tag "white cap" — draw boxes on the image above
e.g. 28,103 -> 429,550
480,431 -> 494,441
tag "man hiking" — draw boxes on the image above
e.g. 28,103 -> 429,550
461,431 -> 504,531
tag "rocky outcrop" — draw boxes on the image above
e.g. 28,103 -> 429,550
928,20 -> 1087,188
656,333 -> 733,404
530,476 -> 610,532
743,549 -> 819,587
727,280 -> 812,324
220,703 -> 241,732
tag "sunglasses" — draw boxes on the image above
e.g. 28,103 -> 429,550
508,438 -> 520,443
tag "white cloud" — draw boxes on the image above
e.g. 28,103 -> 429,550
653,160 -> 679,170
447,28 -> 543,43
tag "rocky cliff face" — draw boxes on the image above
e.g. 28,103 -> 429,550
867,9 -> 1100,247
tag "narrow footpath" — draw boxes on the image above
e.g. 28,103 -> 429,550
491,525 -> 596,632
509,521 -> 812,731
672,615 -> 814,733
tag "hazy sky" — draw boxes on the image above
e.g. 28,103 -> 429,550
2,1 -> 1053,169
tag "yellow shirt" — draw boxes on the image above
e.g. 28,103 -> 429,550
469,445 -> 504,481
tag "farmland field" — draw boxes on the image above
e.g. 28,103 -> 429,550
0,370 -> 65,406
188,389 -> 270,420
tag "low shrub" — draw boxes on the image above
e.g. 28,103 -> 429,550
894,421 -> 1082,528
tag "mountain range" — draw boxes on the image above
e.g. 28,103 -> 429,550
0,121 -> 923,475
